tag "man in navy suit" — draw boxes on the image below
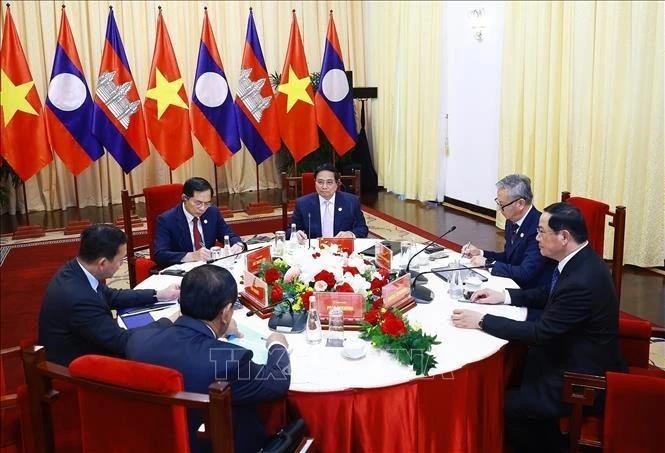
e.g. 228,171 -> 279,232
126,265 -> 290,453
38,224 -> 180,366
154,177 -> 245,266
452,203 -> 625,452
463,174 -> 556,289
291,162 -> 368,241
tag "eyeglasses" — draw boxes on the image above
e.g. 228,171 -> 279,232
187,198 -> 213,209
495,197 -> 522,211
316,179 -> 337,187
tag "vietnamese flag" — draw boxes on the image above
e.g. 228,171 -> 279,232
0,5 -> 52,181
144,9 -> 193,170
275,10 -> 319,162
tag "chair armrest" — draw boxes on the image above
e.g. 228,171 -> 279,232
562,372 -> 607,453
0,392 -> 18,409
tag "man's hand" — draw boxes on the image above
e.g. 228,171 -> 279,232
224,318 -> 244,339
296,230 -> 308,244
470,255 -> 487,267
451,309 -> 483,329
462,243 -> 482,257
185,248 -> 211,262
470,288 -> 505,304
156,283 -> 180,302
335,231 -> 355,238
266,332 -> 289,350
230,243 -> 244,254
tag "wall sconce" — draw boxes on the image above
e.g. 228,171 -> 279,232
468,8 -> 486,42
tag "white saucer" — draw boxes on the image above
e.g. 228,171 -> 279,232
341,349 -> 366,360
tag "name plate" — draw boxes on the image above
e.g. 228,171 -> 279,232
382,273 -> 412,308
245,246 -> 272,274
375,242 -> 392,270
243,271 -> 268,307
318,237 -> 354,254
315,292 -> 365,321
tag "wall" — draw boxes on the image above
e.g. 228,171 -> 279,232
440,1 -> 505,209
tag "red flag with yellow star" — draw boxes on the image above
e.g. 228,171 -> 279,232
0,5 -> 52,181
275,11 -> 319,162
144,10 -> 193,170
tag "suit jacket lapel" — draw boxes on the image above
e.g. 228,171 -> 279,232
310,196 -> 322,237
176,206 -> 193,251
333,195 -> 343,235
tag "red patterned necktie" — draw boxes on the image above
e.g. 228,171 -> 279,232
192,217 -> 203,251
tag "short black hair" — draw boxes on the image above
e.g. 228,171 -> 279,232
313,162 -> 340,180
183,177 -> 214,198
544,202 -> 588,244
179,265 -> 237,321
79,224 -> 127,262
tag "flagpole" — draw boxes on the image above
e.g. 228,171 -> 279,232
73,175 -> 80,210
213,163 -> 220,206
21,181 -> 29,225
255,163 -> 260,203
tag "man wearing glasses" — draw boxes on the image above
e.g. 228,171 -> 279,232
154,177 -> 245,266
291,162 -> 368,241
462,174 -> 555,290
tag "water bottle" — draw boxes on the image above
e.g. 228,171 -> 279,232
223,235 -> 231,257
305,296 -> 322,344
448,261 -> 464,300
288,223 -> 298,252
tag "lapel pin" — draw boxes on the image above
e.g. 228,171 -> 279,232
203,219 -> 208,224
520,232 -> 524,238
338,207 -> 342,212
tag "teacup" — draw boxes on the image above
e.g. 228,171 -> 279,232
462,277 -> 483,301
343,339 -> 367,359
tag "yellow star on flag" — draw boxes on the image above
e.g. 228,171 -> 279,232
0,70 -> 38,126
277,67 -> 313,112
145,68 -> 188,119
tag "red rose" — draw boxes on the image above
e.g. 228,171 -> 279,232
370,277 -> 384,296
270,285 -> 284,303
311,252 -> 321,258
342,266 -> 360,276
380,311 -> 406,337
264,267 -> 281,285
372,298 -> 384,310
378,268 -> 391,280
364,308 -> 381,325
314,270 -> 336,288
301,290 -> 314,310
335,282 -> 354,293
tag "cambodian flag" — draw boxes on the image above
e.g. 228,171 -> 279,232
315,12 -> 357,156
234,9 -> 280,165
92,8 -> 149,174
191,9 -> 240,166
45,8 -> 103,176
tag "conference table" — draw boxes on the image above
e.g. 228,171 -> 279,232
126,239 -> 526,452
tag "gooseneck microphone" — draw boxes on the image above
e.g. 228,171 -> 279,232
403,225 -> 457,282
307,212 -> 312,249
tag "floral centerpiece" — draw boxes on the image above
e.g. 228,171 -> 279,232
255,244 -> 439,376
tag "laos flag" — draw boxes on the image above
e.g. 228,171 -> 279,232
45,8 -> 103,176
92,8 -> 149,174
314,12 -> 357,156
191,9 -> 240,167
234,9 -> 280,165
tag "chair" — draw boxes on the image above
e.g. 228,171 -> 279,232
281,170 -> 361,230
122,184 -> 183,287
21,346 -> 234,453
1,346 -> 21,453
561,191 -> 626,298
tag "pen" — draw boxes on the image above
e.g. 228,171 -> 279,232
462,241 -> 471,257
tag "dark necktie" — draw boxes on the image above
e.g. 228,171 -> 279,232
192,217 -> 203,251
549,268 -> 560,295
511,222 -> 519,244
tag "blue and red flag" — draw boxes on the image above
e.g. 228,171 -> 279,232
191,9 -> 240,167
45,7 -> 103,176
234,8 -> 280,165
92,8 -> 149,174
315,11 -> 357,156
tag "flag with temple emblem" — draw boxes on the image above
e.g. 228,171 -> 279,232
144,10 -> 194,170
235,9 -> 280,165
191,9 -> 240,167
45,8 -> 103,176
0,5 -> 52,181
92,8 -> 149,174
275,11 -> 319,162
315,12 -> 357,156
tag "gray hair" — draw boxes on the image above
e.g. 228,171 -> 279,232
496,174 -> 533,203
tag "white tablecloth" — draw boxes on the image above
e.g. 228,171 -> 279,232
128,239 -> 526,392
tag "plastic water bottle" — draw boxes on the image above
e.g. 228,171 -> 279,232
305,296 -> 322,344
448,261 -> 464,300
223,235 -> 230,257
288,223 -> 298,252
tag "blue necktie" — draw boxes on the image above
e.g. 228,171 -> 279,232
549,268 -> 560,295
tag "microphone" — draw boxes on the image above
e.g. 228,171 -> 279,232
410,264 -> 493,304
404,225 -> 456,279
308,212 -> 312,249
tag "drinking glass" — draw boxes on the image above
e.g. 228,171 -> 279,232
326,306 -> 345,347
274,231 -> 286,257
400,240 -> 414,270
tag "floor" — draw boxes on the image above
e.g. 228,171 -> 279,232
1,189 -> 662,325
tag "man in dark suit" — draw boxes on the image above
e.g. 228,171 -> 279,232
451,203 -> 625,452
38,224 -> 180,366
126,265 -> 290,453
291,162 -> 368,240
463,174 -> 556,289
154,177 -> 245,266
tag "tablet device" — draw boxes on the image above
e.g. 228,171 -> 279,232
359,240 -> 402,257
433,265 -> 489,283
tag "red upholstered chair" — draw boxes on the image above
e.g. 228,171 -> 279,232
619,317 -> 652,369
561,191 -> 626,298
563,371 -> 665,452
21,346 -> 233,453
122,184 -> 183,287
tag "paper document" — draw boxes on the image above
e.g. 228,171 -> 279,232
227,324 -> 268,364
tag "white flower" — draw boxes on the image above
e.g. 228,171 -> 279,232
283,266 -> 301,283
314,280 -> 328,292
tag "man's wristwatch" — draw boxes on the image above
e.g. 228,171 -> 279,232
478,315 -> 486,331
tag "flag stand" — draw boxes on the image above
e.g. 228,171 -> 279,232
63,175 -> 91,235
245,163 -> 273,215
12,181 -> 45,240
